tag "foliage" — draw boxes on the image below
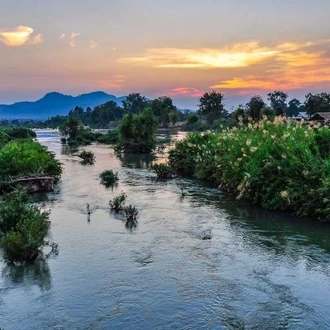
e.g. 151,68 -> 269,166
198,91 -> 225,125
267,90 -> 288,116
286,98 -> 303,117
122,93 -> 148,114
78,150 -> 95,165
109,192 -> 127,212
0,192 -> 50,261
246,95 -> 265,120
124,204 -> 138,222
169,116 -> 330,219
304,92 -> 330,116
116,107 -> 158,154
0,139 -> 62,180
150,96 -> 177,127
4,127 -> 37,139
153,163 -> 173,179
59,116 -> 83,140
99,170 -> 119,186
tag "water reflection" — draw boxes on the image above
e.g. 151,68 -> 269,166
2,260 -> 52,292
119,153 -> 157,169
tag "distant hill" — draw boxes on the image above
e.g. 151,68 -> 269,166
0,91 -> 126,120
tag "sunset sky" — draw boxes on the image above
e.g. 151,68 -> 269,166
1,0 -> 330,109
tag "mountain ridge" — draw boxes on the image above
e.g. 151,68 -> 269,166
0,91 -> 126,120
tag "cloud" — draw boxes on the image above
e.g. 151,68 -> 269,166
119,42 -> 277,69
108,46 -> 117,51
60,32 -> 80,47
89,40 -> 98,49
31,34 -> 43,45
210,39 -> 330,92
0,26 -> 41,47
167,87 -> 204,98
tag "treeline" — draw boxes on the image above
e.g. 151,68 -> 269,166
43,93 -> 183,129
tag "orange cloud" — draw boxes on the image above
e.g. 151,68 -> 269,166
89,40 -> 98,49
167,87 -> 204,98
119,42 -> 276,69
0,26 -> 41,47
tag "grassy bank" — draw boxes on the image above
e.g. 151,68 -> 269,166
169,116 -> 330,219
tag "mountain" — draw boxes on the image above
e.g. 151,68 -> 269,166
0,91 -> 126,120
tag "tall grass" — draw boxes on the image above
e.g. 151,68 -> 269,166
169,116 -> 330,219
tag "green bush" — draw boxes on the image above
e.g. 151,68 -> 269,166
99,170 -> 119,186
109,192 -> 127,212
78,150 -> 95,165
0,140 -> 62,179
0,192 -> 50,261
169,117 -> 330,219
153,163 -> 173,179
124,204 -> 138,222
116,107 -> 158,154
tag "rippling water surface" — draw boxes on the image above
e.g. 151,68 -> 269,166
1,130 -> 330,329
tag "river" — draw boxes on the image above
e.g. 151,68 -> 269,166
1,130 -> 330,329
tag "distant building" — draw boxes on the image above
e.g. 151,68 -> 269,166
292,111 -> 308,121
309,112 -> 330,124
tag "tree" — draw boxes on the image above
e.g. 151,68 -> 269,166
267,90 -> 288,116
304,92 -> 330,116
122,93 -> 148,114
198,91 -> 225,125
59,117 -> 83,139
116,107 -> 158,154
150,96 -> 177,127
286,98 -> 302,117
246,95 -> 265,120
169,110 -> 179,126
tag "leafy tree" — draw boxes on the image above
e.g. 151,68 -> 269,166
59,117 -> 83,139
246,95 -> 265,120
198,91 -> 225,125
122,93 -> 148,114
286,98 -> 302,117
232,105 -> 245,122
116,107 -> 158,154
150,96 -> 177,127
304,92 -> 330,116
169,110 -> 179,126
267,90 -> 288,116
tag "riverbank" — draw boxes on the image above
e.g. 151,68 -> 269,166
169,116 -> 330,220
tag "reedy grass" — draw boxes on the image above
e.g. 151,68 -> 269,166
169,116 -> 330,219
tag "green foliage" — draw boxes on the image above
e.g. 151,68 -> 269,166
124,204 -> 138,222
0,192 -> 50,261
150,96 -> 177,127
116,107 -> 158,154
305,92 -> 330,116
267,90 -> 288,116
0,139 -> 62,179
5,127 -> 37,139
99,170 -> 119,186
169,117 -> 330,219
122,93 -> 148,114
59,116 -> 83,140
246,95 -> 265,120
198,91 -> 225,125
109,192 -> 127,212
153,163 -> 173,179
96,129 -> 119,144
78,150 -> 95,165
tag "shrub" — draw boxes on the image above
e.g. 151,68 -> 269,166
0,192 -> 50,261
78,150 -> 95,165
109,192 -> 127,212
116,107 -> 158,154
99,170 -> 119,186
124,204 -> 138,222
0,140 -> 62,179
169,117 -> 330,219
153,163 -> 173,179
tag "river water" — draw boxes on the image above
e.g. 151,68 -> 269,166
1,131 -> 330,329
